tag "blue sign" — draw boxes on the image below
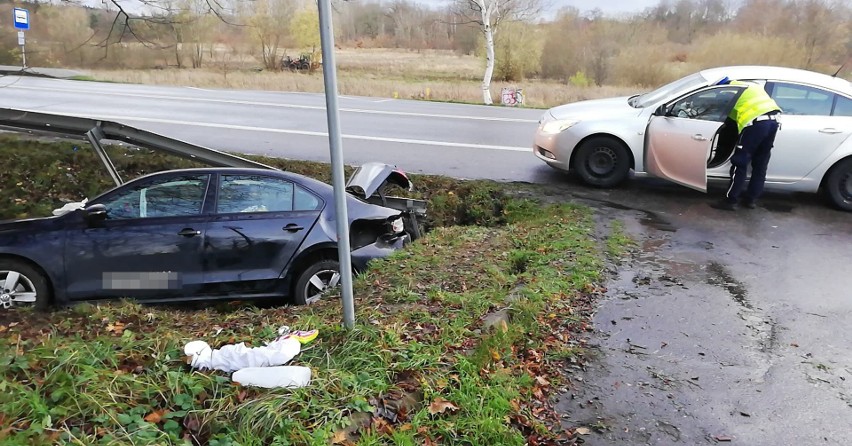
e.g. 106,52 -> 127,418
13,8 -> 29,30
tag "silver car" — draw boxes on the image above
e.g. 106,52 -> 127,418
533,65 -> 852,211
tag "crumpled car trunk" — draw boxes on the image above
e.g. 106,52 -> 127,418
346,162 -> 413,199
346,162 -> 427,240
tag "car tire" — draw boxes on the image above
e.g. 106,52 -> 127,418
0,259 -> 51,311
825,158 -> 852,212
573,136 -> 631,188
293,259 -> 341,305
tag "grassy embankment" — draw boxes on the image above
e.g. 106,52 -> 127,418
0,135 -> 633,445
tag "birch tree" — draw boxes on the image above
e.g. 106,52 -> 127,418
452,0 -> 541,104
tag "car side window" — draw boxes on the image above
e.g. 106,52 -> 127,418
833,94 -> 852,117
294,185 -> 322,211
100,175 -> 209,220
217,175 -> 294,213
668,86 -> 742,122
768,83 -> 833,116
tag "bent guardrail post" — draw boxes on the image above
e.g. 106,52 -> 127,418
86,124 -> 123,186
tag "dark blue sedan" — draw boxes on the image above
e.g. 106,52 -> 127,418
0,167 -> 414,309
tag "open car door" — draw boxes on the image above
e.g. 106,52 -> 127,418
645,85 -> 745,192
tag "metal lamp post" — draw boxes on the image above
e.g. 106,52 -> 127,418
316,0 -> 356,329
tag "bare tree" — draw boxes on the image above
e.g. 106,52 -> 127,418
451,0 -> 542,104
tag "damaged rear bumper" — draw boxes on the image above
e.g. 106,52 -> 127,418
351,234 -> 409,272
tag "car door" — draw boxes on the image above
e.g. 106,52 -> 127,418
64,173 -> 212,301
202,173 -> 323,295
645,85 -> 746,192
754,82 -> 852,182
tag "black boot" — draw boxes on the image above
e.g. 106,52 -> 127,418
710,199 -> 739,211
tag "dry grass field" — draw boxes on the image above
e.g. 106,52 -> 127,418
87,49 -> 640,108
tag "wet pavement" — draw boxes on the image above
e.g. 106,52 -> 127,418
544,176 -> 852,445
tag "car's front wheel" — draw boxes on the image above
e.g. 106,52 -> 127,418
573,136 -> 631,188
293,260 -> 341,305
825,158 -> 852,211
0,259 -> 50,311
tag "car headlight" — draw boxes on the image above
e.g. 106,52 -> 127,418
539,119 -> 578,134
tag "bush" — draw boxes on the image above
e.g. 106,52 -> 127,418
568,71 -> 591,87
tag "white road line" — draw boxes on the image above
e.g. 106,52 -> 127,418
7,84 -> 539,123
46,110 -> 531,152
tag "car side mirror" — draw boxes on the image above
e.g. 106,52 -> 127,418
83,204 -> 108,225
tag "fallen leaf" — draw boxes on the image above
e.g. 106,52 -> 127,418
331,430 -> 348,444
428,397 -> 459,415
575,427 -> 591,435
144,409 -> 168,424
490,349 -> 501,361
535,376 -> 550,387
106,321 -> 125,335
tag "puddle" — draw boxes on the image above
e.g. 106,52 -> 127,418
706,261 -> 750,309
639,213 -> 677,232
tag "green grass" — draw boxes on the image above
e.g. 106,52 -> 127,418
68,75 -> 101,82
0,202 -> 605,445
605,220 -> 634,259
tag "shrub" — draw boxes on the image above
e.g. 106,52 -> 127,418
568,71 -> 591,87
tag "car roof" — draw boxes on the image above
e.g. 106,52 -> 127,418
699,65 -> 852,96
130,167 -> 333,194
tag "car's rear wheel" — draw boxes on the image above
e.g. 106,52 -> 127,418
573,136 -> 631,188
0,259 -> 50,311
293,260 -> 341,305
825,158 -> 852,211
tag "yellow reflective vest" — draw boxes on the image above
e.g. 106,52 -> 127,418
728,81 -> 782,133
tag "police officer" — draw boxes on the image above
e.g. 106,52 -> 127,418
712,77 -> 782,211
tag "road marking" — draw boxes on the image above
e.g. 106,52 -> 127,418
7,84 -> 540,123
45,110 -> 532,152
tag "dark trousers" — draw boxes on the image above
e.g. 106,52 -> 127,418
725,117 -> 780,203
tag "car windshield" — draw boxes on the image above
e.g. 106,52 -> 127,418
629,72 -> 709,108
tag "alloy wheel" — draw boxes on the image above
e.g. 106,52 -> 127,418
0,270 -> 38,309
303,268 -> 341,304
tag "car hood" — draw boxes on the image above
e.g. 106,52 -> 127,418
547,96 -> 641,121
345,162 -> 413,199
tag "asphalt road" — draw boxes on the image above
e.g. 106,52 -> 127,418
0,75 -> 555,182
550,181 -> 852,445
2,75 -> 850,444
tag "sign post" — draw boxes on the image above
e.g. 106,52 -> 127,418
316,0 -> 356,329
13,8 -> 29,69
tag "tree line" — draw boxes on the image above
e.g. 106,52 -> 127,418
0,0 -> 849,89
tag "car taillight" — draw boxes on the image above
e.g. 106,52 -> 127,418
390,217 -> 404,234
